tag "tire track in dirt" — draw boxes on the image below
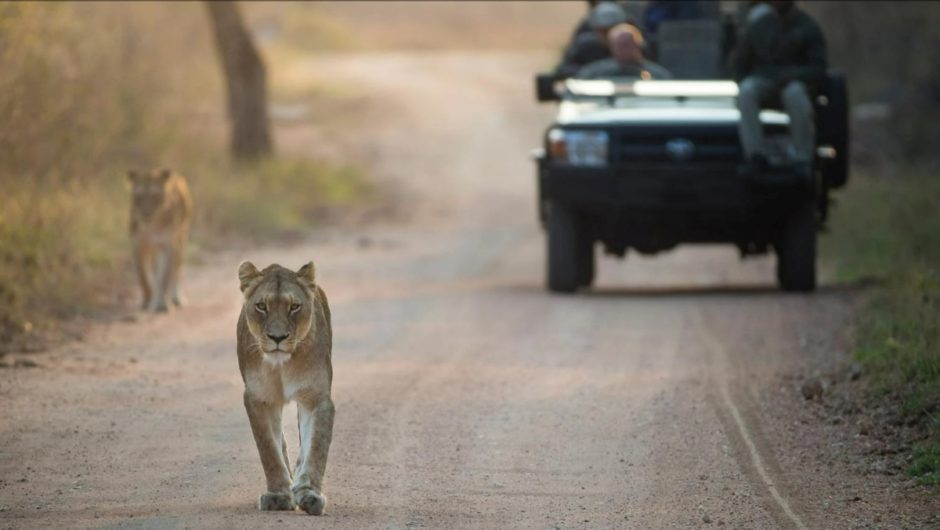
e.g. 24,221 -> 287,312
696,311 -> 810,530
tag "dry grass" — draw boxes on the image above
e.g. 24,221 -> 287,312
0,2 -> 369,350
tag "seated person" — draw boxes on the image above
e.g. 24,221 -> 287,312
576,23 -> 673,80
732,0 -> 826,172
554,1 -> 632,77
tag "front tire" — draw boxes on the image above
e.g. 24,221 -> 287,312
775,199 -> 817,292
547,203 -> 583,293
577,235 -> 595,288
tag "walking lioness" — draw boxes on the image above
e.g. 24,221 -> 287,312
128,168 -> 192,312
236,261 -> 334,515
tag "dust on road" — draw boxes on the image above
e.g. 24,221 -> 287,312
1,52 -> 936,529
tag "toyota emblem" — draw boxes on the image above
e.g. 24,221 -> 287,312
665,138 -> 695,161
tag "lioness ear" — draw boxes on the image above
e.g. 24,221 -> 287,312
238,261 -> 261,293
127,170 -> 140,182
296,261 -> 316,287
158,168 -> 173,182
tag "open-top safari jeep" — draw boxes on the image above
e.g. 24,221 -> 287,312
531,64 -> 849,293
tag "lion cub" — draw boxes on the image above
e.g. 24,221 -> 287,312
128,168 -> 192,312
236,261 -> 334,515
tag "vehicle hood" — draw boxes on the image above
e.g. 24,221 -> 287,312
555,97 -> 790,127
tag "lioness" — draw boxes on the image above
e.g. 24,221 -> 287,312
236,261 -> 334,515
128,168 -> 192,312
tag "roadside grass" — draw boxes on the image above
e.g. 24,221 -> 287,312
822,171 -> 940,484
190,156 -> 370,243
0,154 -> 369,353
0,181 -> 128,345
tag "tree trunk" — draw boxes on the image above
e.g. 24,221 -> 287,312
205,1 -> 272,159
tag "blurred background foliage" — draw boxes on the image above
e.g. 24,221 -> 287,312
806,1 -> 940,167
0,2 -> 368,347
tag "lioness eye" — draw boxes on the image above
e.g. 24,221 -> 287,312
290,303 -> 301,313
255,302 -> 267,313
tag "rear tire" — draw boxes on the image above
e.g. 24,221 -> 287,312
818,73 -> 850,189
775,199 -> 817,292
547,203 -> 582,293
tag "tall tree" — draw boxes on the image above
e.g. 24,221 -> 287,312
205,1 -> 272,159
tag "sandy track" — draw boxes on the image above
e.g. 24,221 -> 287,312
1,52 -> 936,529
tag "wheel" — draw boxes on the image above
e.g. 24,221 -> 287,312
775,199 -> 817,292
577,236 -> 595,288
546,203 -> 583,293
818,73 -> 850,189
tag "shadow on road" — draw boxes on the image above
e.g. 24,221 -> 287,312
500,277 -> 881,300
583,280 -> 877,298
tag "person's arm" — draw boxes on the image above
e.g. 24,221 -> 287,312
554,16 -> 596,76
556,30 -> 604,77
575,61 -> 601,79
646,61 -> 673,80
554,41 -> 581,76
778,19 -> 828,85
730,28 -> 754,82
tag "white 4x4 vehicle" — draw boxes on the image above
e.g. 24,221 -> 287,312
532,74 -> 849,293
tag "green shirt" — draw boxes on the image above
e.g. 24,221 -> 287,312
732,6 -> 827,87
576,58 -> 673,80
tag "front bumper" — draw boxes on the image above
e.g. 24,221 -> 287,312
538,161 -> 812,249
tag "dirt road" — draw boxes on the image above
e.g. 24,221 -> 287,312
1,52 -> 936,529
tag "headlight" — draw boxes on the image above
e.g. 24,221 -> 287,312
547,128 -> 608,167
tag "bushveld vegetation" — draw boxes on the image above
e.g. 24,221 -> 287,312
811,3 -> 940,483
0,2 -> 366,350
822,175 -> 940,484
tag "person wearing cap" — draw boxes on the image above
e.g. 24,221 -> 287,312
576,23 -> 673,80
732,0 -> 827,173
553,1 -> 632,78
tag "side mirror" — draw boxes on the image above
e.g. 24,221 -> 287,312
535,73 -> 562,102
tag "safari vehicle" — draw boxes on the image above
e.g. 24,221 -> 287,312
531,73 -> 849,293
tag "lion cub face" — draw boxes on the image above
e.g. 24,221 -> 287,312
238,261 -> 317,363
128,169 -> 173,222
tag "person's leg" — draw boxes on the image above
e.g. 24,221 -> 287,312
737,76 -> 777,160
781,80 -> 815,163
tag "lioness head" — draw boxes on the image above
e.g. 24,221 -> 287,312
238,261 -> 318,363
128,168 -> 173,221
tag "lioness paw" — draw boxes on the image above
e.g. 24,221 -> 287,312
258,492 -> 294,511
295,490 -> 327,515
